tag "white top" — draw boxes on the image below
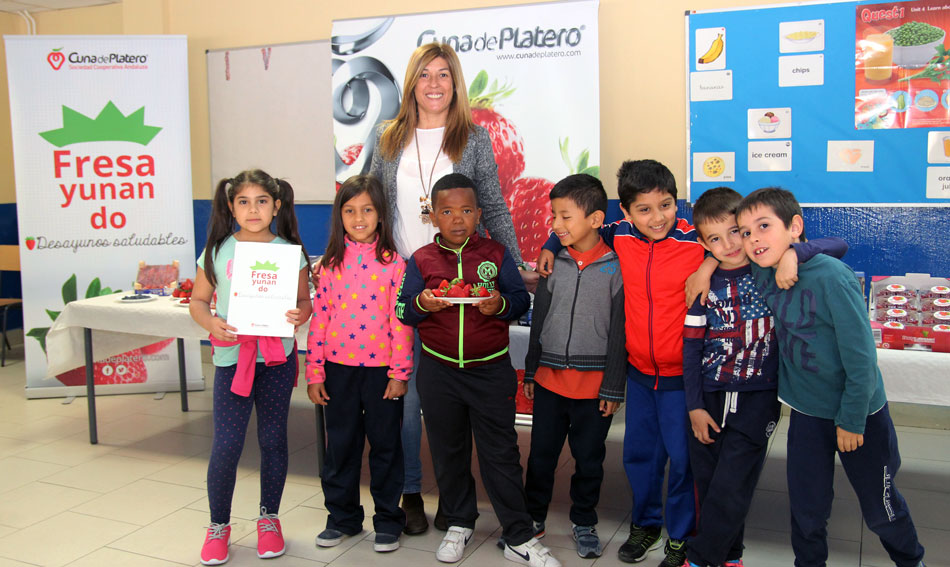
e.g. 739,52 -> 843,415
393,126 -> 453,258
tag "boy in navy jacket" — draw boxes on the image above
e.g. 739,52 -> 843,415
683,187 -> 847,567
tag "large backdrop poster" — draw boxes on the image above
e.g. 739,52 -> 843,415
331,0 -> 601,261
5,35 -> 202,398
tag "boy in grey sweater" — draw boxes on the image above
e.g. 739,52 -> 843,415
523,174 -> 626,559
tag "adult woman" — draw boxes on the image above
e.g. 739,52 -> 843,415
369,42 -> 529,537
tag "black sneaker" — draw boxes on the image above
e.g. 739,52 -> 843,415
617,523 -> 661,563
657,538 -> 687,567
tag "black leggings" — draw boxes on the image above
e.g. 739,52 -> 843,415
207,354 -> 296,524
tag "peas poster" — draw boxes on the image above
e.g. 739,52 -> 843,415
688,0 -> 950,204
856,0 -> 950,129
4,36 -> 202,397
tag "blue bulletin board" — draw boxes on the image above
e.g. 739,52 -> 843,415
687,0 -> 950,205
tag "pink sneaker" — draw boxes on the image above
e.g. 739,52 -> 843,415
200,523 -> 230,565
724,560 -> 745,567
257,508 -> 286,559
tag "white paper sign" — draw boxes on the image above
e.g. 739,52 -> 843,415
748,141 -> 792,172
227,241 -> 301,337
926,167 -> 950,199
778,54 -> 824,87
827,140 -> 874,172
779,20 -> 824,54
748,107 -> 792,139
692,152 -> 735,182
690,70 -> 733,101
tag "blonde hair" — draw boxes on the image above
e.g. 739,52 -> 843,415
379,42 -> 474,163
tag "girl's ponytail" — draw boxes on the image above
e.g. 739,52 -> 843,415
273,178 -> 310,273
203,177 -> 236,287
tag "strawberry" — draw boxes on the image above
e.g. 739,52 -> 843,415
140,338 -> 175,355
508,177 -> 554,261
507,139 -> 601,261
172,288 -> 181,297
446,284 -> 467,298
435,279 -> 451,297
473,285 -> 491,297
469,71 -> 524,191
180,279 -> 194,291
56,349 -> 149,386
341,143 -> 363,166
462,283 -> 473,297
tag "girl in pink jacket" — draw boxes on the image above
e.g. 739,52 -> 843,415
306,174 -> 413,553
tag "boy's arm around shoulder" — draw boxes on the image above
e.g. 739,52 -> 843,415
396,255 -> 429,326
493,249 -> 530,320
794,237 -> 849,262
598,280 -> 627,403
305,264 -> 330,384
387,255 -> 414,381
827,269 -> 881,435
682,295 -> 708,412
524,273 -> 553,380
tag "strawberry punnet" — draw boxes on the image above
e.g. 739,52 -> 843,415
469,70 -> 525,192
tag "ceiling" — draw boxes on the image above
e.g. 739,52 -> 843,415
0,0 -> 117,14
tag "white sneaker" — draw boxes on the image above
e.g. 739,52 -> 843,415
504,537 -> 562,567
436,526 -> 474,563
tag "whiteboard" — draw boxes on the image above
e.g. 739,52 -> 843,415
207,41 -> 334,203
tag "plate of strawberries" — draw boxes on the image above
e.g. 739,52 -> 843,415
433,278 -> 492,304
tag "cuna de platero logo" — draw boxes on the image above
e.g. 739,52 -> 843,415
47,48 -> 65,70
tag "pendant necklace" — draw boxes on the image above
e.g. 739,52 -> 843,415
415,129 -> 444,224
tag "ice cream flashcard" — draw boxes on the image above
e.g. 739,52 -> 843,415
747,107 -> 792,139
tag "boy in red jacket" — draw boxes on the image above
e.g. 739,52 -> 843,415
539,160 -> 705,567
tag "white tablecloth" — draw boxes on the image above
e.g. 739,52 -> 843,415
45,292 -> 308,377
877,348 -> 950,406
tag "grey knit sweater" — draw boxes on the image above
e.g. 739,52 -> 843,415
368,122 -> 523,264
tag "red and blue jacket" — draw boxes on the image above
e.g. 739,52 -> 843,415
397,233 -> 529,368
545,218 -> 704,389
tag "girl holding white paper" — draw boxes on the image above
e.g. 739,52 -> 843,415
306,174 -> 414,554
190,169 -> 312,566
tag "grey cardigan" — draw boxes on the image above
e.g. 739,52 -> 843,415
368,122 -> 523,264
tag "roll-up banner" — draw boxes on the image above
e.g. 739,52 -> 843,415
5,35 -> 203,398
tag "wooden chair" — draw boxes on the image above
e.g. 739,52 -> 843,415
0,245 -> 22,367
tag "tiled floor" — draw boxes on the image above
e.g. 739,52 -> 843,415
0,343 -> 947,567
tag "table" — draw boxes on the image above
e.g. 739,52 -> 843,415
45,292 -> 320,452
877,348 -> 950,406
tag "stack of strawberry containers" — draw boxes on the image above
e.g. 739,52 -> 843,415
871,274 -> 950,352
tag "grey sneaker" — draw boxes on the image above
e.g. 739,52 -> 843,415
373,532 -> 400,553
315,528 -> 346,548
572,524 -> 602,558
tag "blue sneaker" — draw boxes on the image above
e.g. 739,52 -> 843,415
572,524 -> 602,558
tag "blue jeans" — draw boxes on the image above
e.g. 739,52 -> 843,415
402,330 -> 423,494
